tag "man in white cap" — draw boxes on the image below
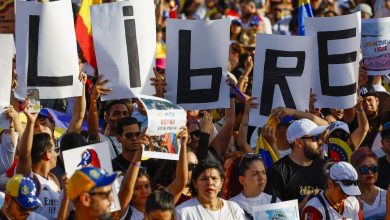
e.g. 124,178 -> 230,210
301,162 -> 363,220
265,119 -> 329,210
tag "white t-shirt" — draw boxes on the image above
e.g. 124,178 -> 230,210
304,191 -> 360,220
99,134 -> 122,159
361,187 -> 387,219
176,198 -> 245,220
119,205 -> 144,220
230,192 -> 280,219
30,172 -> 61,220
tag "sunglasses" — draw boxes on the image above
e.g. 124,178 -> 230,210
239,153 -> 262,168
190,129 -> 201,138
188,163 -> 197,172
88,189 -> 113,199
334,179 -> 358,186
358,165 -> 378,175
330,131 -> 350,142
301,134 -> 321,142
124,132 -> 141,140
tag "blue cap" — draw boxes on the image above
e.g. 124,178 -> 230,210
250,16 -> 261,26
6,175 -> 42,210
279,115 -> 295,125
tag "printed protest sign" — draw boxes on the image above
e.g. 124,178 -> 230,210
91,0 -> 156,100
15,0 -> 82,99
306,12 -> 361,109
0,34 -> 14,128
62,142 -> 120,212
0,0 -> 14,33
138,95 -> 186,160
361,17 -> 390,75
249,34 -> 315,127
253,199 -> 299,220
165,18 -> 230,110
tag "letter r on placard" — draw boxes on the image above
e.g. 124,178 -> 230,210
177,30 -> 222,103
260,49 -> 305,116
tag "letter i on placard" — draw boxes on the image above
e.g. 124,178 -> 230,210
123,5 -> 141,88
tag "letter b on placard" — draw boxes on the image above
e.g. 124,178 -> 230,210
123,5 -> 141,88
260,49 -> 305,116
27,15 -> 73,87
177,30 -> 222,103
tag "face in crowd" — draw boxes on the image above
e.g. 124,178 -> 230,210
79,185 -> 114,219
106,103 -> 131,133
118,123 -> 141,153
131,173 -> 153,210
299,134 -> 323,160
238,155 -> 267,196
362,95 -> 379,118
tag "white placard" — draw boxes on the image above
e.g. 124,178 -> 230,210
165,18 -> 230,110
253,199 -> 299,220
91,0 -> 156,101
138,95 -> 186,136
15,0 -> 82,99
0,34 -> 14,129
62,142 -> 121,212
361,17 -> 390,75
306,12 -> 361,109
249,34 -> 315,127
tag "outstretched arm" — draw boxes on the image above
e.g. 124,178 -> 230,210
68,72 -> 87,133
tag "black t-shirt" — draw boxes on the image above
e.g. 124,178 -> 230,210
376,156 -> 390,189
347,114 -> 382,148
265,156 -> 327,202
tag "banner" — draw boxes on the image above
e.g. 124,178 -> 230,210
361,17 -> 390,75
253,199 -> 299,220
0,34 -> 14,129
62,142 -> 120,212
15,0 -> 82,99
249,34 -> 315,127
165,18 -> 230,110
0,0 -> 14,33
91,0 -> 156,100
306,12 -> 361,109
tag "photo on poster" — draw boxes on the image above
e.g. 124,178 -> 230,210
62,142 -> 121,212
253,199 -> 299,220
138,95 -> 186,160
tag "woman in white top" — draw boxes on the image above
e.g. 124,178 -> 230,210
351,147 -> 387,219
224,152 -> 280,220
176,159 -> 245,220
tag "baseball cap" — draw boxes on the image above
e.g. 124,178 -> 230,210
328,121 -> 350,135
38,108 -> 55,125
77,149 -> 101,168
353,3 -> 373,16
67,167 -> 117,200
329,162 -> 361,196
359,85 -> 377,97
6,175 -> 42,210
286,119 -> 328,143
231,18 -> 242,26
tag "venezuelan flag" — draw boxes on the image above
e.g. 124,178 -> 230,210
75,0 -> 102,70
298,0 -> 313,35
255,116 -> 281,169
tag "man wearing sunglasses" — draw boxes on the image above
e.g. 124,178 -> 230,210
16,104 -> 61,220
67,167 -> 117,220
0,174 -> 46,220
302,162 -> 363,220
265,119 -> 328,210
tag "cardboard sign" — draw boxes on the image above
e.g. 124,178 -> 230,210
306,12 -> 361,109
361,17 -> 390,75
91,0 -> 156,100
0,34 -> 14,128
15,0 -> 82,99
249,34 -> 315,127
165,18 -> 230,110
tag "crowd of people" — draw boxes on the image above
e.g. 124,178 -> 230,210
0,0 -> 390,219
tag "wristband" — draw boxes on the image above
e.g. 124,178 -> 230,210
131,162 -> 141,167
355,109 -> 363,113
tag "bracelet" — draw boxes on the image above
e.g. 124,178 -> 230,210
355,109 -> 363,113
131,162 -> 141,167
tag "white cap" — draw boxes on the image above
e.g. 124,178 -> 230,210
329,162 -> 361,196
329,121 -> 350,135
286,119 -> 328,143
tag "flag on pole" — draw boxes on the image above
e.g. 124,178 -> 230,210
75,0 -> 102,69
298,0 -> 313,35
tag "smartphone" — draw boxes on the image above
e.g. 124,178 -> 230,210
27,89 -> 41,113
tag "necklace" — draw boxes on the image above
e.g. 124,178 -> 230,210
201,198 -> 222,220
